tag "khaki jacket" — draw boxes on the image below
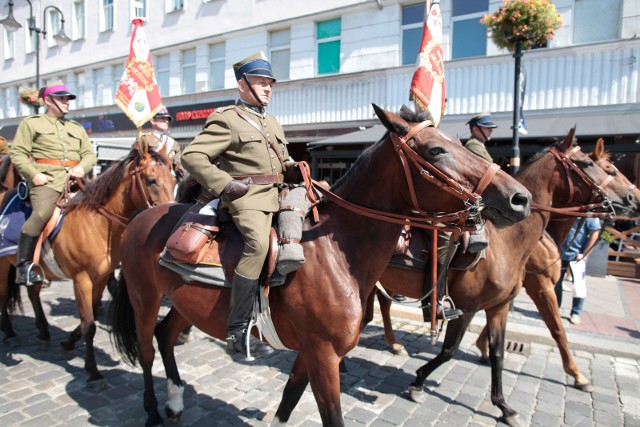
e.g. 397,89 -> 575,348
10,113 -> 97,192
149,131 -> 183,172
182,101 -> 293,213
464,138 -> 493,163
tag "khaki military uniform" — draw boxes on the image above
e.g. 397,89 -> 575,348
464,137 -> 493,163
182,101 -> 294,278
149,131 -> 183,173
10,113 -> 96,235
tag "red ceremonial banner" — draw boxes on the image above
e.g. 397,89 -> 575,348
116,19 -> 162,128
409,0 -> 446,127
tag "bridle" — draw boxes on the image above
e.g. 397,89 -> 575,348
313,119 -> 501,234
97,159 -> 171,226
531,145 -> 615,219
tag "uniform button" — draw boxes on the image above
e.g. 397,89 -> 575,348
271,155 -> 274,158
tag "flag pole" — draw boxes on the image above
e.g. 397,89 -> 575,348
511,40 -> 523,175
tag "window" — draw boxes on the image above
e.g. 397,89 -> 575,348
181,48 -> 196,94
574,0 -> 621,44
156,54 -> 170,97
401,3 -> 424,65
113,64 -> 124,97
75,72 -> 85,108
451,0 -> 488,59
73,0 -> 85,40
3,28 -> 14,60
46,9 -> 63,47
94,68 -> 105,106
208,42 -> 225,90
25,18 -> 36,54
166,0 -> 184,13
100,0 -> 114,32
317,18 -> 341,75
270,29 -> 290,81
131,0 -> 147,19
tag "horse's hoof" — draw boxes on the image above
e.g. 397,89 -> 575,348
86,377 -> 107,392
391,344 -> 408,356
165,405 -> 182,423
176,332 -> 190,346
500,414 -> 523,427
145,413 -> 164,427
59,344 -> 75,360
35,337 -> 50,350
408,385 -> 426,403
575,381 -> 594,393
478,355 -> 489,365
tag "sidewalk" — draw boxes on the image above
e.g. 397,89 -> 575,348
386,274 -> 640,358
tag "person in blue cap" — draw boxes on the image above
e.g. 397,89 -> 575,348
465,111 -> 498,163
182,52 -> 299,358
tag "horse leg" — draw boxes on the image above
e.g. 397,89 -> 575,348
524,281 -> 593,391
377,290 -> 407,356
25,282 -> 51,348
408,312 -> 474,403
154,307 -> 191,422
0,263 -> 18,343
486,304 -> 521,427
475,323 -> 490,363
273,355 -> 311,424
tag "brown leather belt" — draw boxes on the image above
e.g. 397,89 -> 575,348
233,173 -> 284,185
33,158 -> 80,167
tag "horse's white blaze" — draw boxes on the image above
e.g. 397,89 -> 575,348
436,129 -> 453,142
166,379 -> 184,413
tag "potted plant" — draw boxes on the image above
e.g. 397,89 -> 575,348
481,0 -> 563,51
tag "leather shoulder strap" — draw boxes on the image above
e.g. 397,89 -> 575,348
234,107 -> 286,171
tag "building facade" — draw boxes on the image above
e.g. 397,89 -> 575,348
0,0 -> 638,181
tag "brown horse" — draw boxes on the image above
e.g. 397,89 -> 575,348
0,154 -> 22,194
0,135 -> 175,386
472,138 -> 640,390
109,105 -> 532,426
365,130 -> 638,426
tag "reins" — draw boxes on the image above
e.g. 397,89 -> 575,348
312,121 -> 500,235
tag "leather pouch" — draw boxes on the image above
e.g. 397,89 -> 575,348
165,211 -> 220,264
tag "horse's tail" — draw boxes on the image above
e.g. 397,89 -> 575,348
6,265 -> 23,314
108,272 -> 139,366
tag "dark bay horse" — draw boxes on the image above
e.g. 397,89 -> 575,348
0,135 -> 176,386
473,138 -> 640,390
365,131 -> 637,426
110,105 -> 532,426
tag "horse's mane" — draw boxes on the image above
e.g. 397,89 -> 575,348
176,174 -> 214,204
525,137 -> 579,166
66,148 -> 170,212
0,155 -> 13,191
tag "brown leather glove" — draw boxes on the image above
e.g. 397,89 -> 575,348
221,179 -> 250,201
284,162 -> 303,184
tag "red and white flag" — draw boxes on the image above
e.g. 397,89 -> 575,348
409,0 -> 446,127
116,19 -> 162,128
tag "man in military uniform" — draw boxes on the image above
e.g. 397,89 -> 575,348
10,81 -> 97,285
149,107 -> 184,178
182,52 -> 296,357
464,112 -> 498,163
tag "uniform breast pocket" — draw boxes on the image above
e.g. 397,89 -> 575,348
238,132 -> 264,158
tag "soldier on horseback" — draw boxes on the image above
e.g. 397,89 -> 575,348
10,81 -> 97,285
182,52 -> 298,357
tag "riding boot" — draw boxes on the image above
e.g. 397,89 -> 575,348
422,260 -> 463,321
15,232 -> 44,285
226,272 -> 274,358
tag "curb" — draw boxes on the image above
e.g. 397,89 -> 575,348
382,303 -> 640,359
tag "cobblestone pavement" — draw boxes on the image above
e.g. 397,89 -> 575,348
1,279 -> 639,426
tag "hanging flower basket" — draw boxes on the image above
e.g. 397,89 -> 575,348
18,87 -> 44,108
481,0 -> 563,51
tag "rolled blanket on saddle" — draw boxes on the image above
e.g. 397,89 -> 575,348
277,186 -> 311,275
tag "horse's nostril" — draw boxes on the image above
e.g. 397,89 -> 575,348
512,193 -> 530,207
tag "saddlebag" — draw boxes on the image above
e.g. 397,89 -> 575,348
165,208 -> 220,264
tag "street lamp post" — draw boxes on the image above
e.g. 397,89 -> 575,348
1,0 -> 71,113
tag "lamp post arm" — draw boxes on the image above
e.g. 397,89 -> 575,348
41,5 -> 64,37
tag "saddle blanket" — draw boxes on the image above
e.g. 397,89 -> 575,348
0,194 -> 32,257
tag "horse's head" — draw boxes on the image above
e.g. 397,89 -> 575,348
128,133 -> 176,208
589,138 -> 640,217
372,104 -> 531,228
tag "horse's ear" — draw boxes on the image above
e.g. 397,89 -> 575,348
136,134 -> 151,156
372,103 -> 410,136
594,138 -> 605,159
559,126 -> 576,151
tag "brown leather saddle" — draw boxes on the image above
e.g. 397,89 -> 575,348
162,204 -> 281,287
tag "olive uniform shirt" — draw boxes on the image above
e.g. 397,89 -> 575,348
10,113 -> 97,192
182,101 -> 293,214
464,137 -> 493,163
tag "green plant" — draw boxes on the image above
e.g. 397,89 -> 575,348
481,0 -> 563,51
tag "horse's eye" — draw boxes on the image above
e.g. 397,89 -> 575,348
430,147 -> 445,156
146,178 -> 158,186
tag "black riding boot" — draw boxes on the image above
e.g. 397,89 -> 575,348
226,273 -> 274,358
15,232 -> 44,285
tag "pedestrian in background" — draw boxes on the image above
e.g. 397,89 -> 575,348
554,217 -> 601,325
149,107 -> 184,179
464,111 -> 497,163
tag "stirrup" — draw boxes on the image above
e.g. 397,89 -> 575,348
439,295 -> 462,321
25,263 -> 45,286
